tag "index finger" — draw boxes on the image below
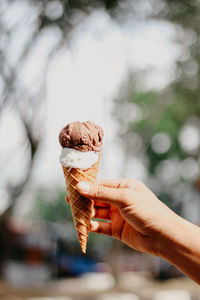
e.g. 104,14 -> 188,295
77,182 -> 127,207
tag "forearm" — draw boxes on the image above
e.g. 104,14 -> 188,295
157,214 -> 200,284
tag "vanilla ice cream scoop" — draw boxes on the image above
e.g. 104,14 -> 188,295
59,148 -> 99,170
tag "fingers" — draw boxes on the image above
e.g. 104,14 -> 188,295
68,178 -> 150,206
77,182 -> 127,207
92,207 -> 110,220
90,220 -> 112,236
94,200 -> 110,208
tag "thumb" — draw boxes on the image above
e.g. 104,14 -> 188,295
77,182 -> 126,207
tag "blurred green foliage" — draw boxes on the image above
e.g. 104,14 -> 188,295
34,189 -> 72,223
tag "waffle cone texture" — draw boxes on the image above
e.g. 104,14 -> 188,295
62,154 -> 100,253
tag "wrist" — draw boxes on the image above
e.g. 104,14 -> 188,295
156,213 -> 186,257
154,213 -> 200,283
142,210 -> 182,256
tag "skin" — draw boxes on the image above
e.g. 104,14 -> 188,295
66,178 -> 200,284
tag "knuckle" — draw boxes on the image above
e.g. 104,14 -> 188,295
94,184 -> 105,199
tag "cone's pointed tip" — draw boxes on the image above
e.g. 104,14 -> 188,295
81,245 -> 87,254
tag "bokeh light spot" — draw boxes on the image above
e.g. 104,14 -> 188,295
44,0 -> 64,20
181,157 -> 199,181
151,132 -> 171,154
179,124 -> 200,154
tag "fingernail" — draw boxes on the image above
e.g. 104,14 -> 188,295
91,207 -> 96,218
77,182 -> 90,193
90,220 -> 98,231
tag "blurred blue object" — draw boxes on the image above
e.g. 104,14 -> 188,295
57,252 -> 98,276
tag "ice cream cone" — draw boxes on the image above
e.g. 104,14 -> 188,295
62,154 -> 100,253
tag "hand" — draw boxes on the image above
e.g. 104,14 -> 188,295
66,178 -> 200,283
75,178 -> 177,255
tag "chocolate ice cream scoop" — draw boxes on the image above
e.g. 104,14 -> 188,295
59,121 -> 104,152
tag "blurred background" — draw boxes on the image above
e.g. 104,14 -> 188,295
0,0 -> 200,299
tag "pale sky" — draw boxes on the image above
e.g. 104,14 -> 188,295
0,6 -> 181,213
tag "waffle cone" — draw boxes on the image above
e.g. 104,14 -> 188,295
62,154 -> 100,253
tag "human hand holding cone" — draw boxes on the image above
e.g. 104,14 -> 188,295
59,121 -> 103,253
